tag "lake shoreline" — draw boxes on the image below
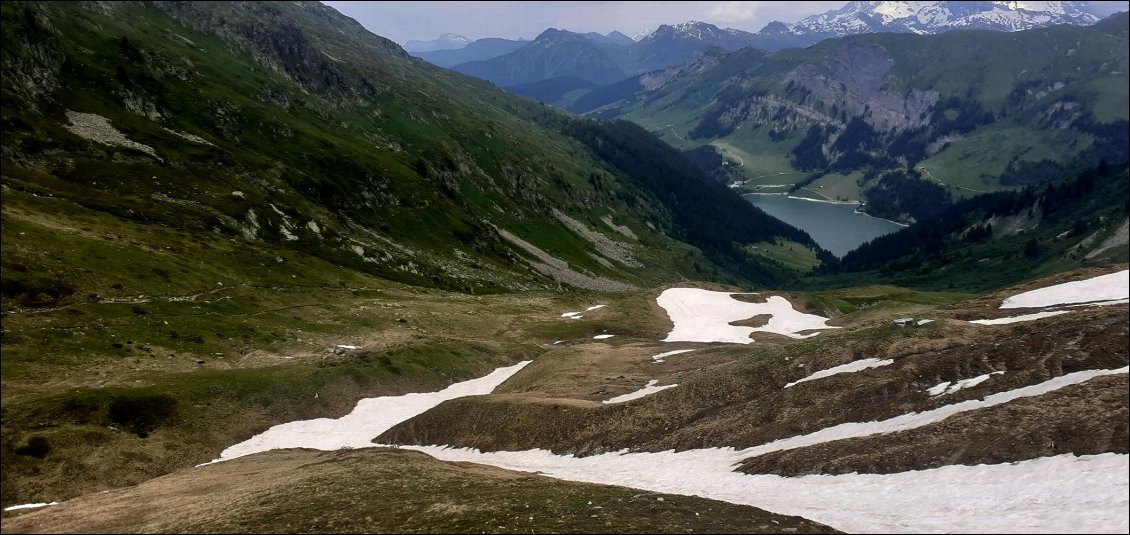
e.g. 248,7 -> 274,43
744,192 -> 909,228
743,193 -> 905,257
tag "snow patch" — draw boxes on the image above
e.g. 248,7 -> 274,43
602,379 -> 677,404
657,288 -> 836,344
784,358 -> 893,388
200,361 -> 530,464
928,371 -> 1005,396
1000,270 -> 1128,309
593,334 -> 615,340
585,304 -> 607,311
3,502 -> 59,512
969,310 -> 1071,325
651,349 -> 695,363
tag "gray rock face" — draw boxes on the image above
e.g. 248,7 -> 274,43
785,43 -> 938,131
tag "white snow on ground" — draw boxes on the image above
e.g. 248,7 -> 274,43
602,380 -> 678,404
586,305 -> 607,311
739,367 -> 1127,459
657,288 -> 836,344
651,349 -> 694,363
204,358 -> 1129,533
969,310 -> 1071,325
335,344 -> 362,350
408,446 -> 1128,534
928,371 -> 1005,396
926,381 -> 952,396
3,502 -> 59,512
561,311 -> 582,318
1000,270 -> 1129,309
593,334 -> 615,340
201,361 -> 530,464
783,358 -> 893,388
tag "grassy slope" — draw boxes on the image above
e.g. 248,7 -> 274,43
814,167 -> 1130,292
1,448 -> 837,534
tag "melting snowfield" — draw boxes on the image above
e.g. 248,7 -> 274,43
202,358 -> 1129,533
1000,270 -> 1129,309
657,288 -> 835,344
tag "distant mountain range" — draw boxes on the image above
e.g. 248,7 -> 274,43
451,22 -> 762,88
404,32 -> 471,53
408,2 -> 1111,101
411,38 -> 528,68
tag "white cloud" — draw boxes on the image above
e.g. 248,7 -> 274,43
710,1 -> 761,23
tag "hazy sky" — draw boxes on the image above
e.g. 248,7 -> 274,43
323,1 -> 1130,45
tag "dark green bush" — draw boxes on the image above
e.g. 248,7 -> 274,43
15,436 -> 51,458
107,394 -> 177,438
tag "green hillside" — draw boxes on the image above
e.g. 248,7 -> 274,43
590,15 -> 1129,223
0,0 -> 824,508
817,164 -> 1130,292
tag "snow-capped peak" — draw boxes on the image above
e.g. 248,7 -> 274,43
785,1 -> 1099,37
438,33 -> 471,45
649,20 -> 751,42
631,26 -> 657,41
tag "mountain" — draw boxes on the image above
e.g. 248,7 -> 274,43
583,14 -> 1129,223
453,28 -> 630,86
626,21 -> 761,73
454,22 -> 760,103
504,75 -> 599,108
404,32 -> 471,53
412,37 -> 527,68
583,30 -> 635,46
631,26 -> 657,41
751,1 -> 1104,51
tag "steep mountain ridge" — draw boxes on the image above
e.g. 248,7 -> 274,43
1,0 -> 819,300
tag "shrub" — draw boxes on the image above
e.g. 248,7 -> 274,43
15,436 -> 51,458
107,394 -> 177,438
